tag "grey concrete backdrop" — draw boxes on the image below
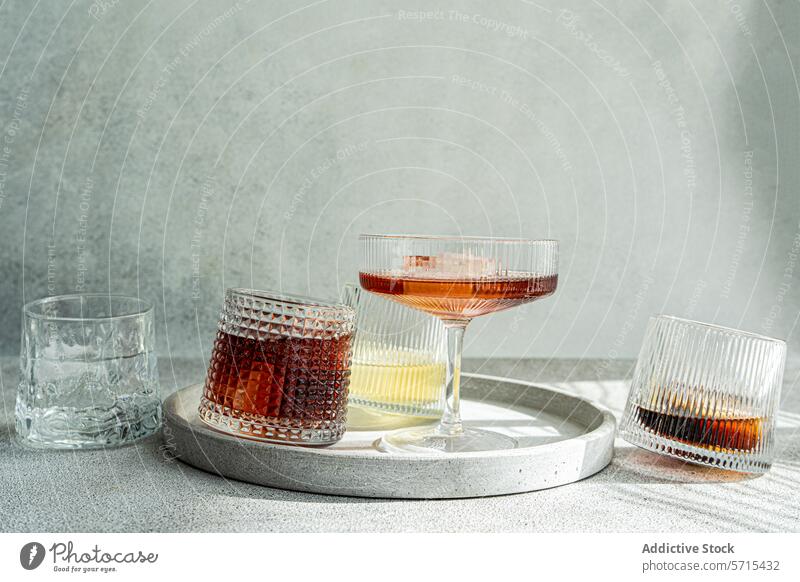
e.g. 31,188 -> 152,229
1,0 -> 798,361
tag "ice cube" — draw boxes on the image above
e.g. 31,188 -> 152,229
403,255 -> 437,271
403,252 -> 498,277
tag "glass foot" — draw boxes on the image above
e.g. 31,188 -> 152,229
378,425 -> 517,454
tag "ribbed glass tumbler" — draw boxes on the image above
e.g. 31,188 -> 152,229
342,283 -> 447,417
198,289 -> 355,445
620,315 -> 786,473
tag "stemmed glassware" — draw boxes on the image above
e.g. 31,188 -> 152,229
359,234 -> 559,453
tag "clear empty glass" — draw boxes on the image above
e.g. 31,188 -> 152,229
342,283 -> 447,418
16,294 -> 162,449
620,315 -> 786,473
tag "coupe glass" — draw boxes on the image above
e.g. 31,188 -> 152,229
359,234 -> 559,453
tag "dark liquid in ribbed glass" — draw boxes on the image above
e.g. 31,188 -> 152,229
635,406 -> 763,452
204,330 -> 352,424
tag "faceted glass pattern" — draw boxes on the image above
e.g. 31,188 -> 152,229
620,315 -> 786,474
198,289 -> 355,445
16,294 -> 161,449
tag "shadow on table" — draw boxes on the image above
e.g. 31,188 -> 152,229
599,448 -> 800,531
145,436 -> 399,505
609,424 -> 800,486
604,447 -> 759,485
163,458 -> 397,504
600,481 -> 782,532
0,418 -> 12,443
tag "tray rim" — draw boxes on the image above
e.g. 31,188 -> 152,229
164,372 -> 617,462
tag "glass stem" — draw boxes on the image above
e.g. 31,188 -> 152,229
437,319 -> 469,437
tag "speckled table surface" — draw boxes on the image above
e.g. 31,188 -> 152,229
1,355 -> 798,532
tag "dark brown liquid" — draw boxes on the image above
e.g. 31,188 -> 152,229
635,405 -> 764,452
358,272 -> 557,318
203,330 -> 351,424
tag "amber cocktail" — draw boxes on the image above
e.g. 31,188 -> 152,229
199,289 -> 355,445
359,272 -> 558,319
359,235 -> 559,453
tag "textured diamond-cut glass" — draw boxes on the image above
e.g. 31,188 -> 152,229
198,289 -> 355,445
16,294 -> 161,449
620,315 -> 786,474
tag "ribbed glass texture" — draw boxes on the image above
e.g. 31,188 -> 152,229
198,289 -> 355,445
342,284 -> 447,417
359,235 -> 559,320
620,315 -> 786,473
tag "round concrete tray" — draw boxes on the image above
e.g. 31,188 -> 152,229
163,373 -> 615,499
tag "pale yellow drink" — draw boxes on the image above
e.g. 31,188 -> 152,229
348,343 -> 446,417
